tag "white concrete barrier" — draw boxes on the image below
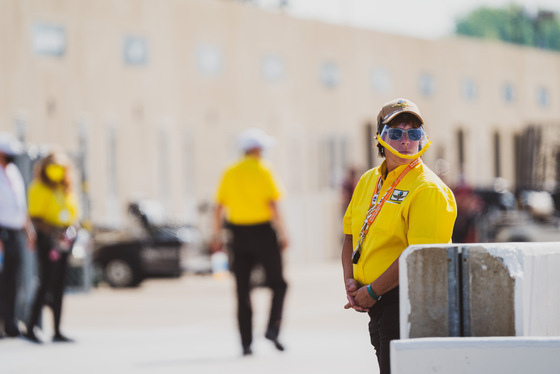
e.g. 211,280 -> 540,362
400,242 -> 560,338
391,337 -> 560,374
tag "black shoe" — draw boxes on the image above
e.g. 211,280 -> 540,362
242,345 -> 253,356
265,332 -> 285,352
53,333 -> 74,343
5,326 -> 20,337
24,330 -> 42,344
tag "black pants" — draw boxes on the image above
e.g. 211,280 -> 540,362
228,222 -> 288,348
27,231 -> 70,336
0,227 -> 24,335
368,286 -> 400,374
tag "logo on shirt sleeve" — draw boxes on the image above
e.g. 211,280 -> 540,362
389,189 -> 409,203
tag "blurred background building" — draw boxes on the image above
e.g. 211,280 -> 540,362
1,0 -> 560,263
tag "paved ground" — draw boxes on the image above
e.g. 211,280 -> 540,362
1,261 -> 379,374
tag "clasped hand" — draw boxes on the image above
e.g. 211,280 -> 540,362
344,278 -> 377,313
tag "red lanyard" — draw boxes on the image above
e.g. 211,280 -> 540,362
354,158 -> 420,254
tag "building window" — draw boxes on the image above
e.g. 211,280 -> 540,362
32,23 -> 66,57
418,73 -> 435,96
183,131 -> 195,196
461,78 -> 477,101
366,123 -> 375,169
287,135 -> 304,193
457,129 -> 465,174
77,122 -> 90,221
371,67 -> 391,93
537,87 -> 549,108
494,131 -> 501,178
107,124 -> 118,199
502,82 -> 515,104
261,54 -> 284,82
196,44 -> 223,76
158,127 -> 171,210
106,123 -> 120,226
555,150 -> 560,189
318,134 -> 347,189
319,61 -> 339,88
123,36 -> 148,66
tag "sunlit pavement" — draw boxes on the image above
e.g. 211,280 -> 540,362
1,261 -> 378,374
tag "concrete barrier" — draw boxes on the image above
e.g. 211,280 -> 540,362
391,337 -> 560,374
400,242 -> 560,339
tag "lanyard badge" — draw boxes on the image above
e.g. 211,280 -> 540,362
351,245 -> 362,264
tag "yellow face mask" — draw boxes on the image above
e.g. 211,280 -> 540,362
45,164 -> 66,183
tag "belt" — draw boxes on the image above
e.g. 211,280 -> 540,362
0,225 -> 21,232
0,226 -> 22,241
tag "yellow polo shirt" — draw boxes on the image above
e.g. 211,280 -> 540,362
215,155 -> 282,225
28,181 -> 79,228
343,160 -> 457,286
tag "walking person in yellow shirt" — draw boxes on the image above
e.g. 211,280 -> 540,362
342,99 -> 457,374
212,128 -> 289,356
24,151 -> 80,344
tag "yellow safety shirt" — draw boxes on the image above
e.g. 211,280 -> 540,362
216,155 -> 282,225
28,181 -> 79,228
343,160 -> 457,286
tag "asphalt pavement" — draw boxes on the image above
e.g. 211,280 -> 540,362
1,261 -> 379,374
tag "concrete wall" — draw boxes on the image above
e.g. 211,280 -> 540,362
391,337 -> 560,374
400,242 -> 560,339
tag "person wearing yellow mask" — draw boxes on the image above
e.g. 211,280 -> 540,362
45,163 -> 66,183
341,98 -> 457,374
24,151 -> 79,344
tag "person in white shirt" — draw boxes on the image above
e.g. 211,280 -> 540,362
0,132 -> 35,338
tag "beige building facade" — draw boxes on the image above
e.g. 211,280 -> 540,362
1,0 -> 560,260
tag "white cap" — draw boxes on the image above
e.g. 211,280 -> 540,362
0,132 -> 23,156
237,128 -> 276,152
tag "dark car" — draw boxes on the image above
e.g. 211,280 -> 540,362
93,200 -> 208,288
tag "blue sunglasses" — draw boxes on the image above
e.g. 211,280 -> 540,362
387,128 -> 423,141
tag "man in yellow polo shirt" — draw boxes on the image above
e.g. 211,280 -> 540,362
212,128 -> 289,356
342,98 -> 457,374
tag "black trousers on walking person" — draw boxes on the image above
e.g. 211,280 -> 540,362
27,231 -> 70,337
228,222 -> 288,349
0,227 -> 24,336
368,286 -> 400,374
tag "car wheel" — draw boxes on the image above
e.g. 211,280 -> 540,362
104,258 -> 140,288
